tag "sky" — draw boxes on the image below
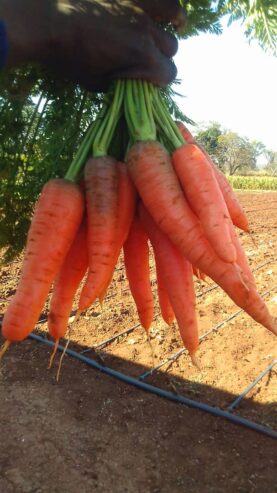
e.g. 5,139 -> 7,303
174,20 -> 277,155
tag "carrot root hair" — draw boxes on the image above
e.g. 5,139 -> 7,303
0,340 -> 11,360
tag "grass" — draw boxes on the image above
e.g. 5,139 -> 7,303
227,175 -> 277,191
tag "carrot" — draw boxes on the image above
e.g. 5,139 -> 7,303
155,257 -> 175,326
172,143 -> 236,264
176,121 -> 249,232
230,227 -> 256,288
79,156 -> 120,311
48,218 -> 88,342
126,140 -> 248,309
97,161 -> 136,303
1,179 -> 84,342
192,265 -> 207,282
140,204 -> 198,356
116,161 -> 137,247
123,215 -> 154,330
127,141 -> 276,333
175,121 -> 195,144
211,166 -> 250,232
243,289 -> 277,335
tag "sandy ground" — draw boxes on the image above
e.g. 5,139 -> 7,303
0,191 -> 276,493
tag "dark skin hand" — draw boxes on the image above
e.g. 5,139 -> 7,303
0,0 -> 186,91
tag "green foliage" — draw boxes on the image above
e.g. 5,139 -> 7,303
218,0 -> 277,55
179,1 -> 277,54
0,1 -> 276,261
195,122 -> 223,164
264,150 -> 277,176
179,1 -> 223,37
228,175 -> 277,190
217,132 -> 261,174
0,66 -> 104,261
195,123 -> 268,175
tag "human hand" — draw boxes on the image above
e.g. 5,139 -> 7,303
0,0 -> 185,91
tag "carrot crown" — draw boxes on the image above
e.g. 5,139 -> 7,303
64,79 -> 187,182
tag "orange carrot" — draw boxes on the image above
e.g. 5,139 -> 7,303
116,161 -> 137,247
128,141 -> 276,334
140,204 -> 198,356
172,143 -> 236,264
97,161 -> 136,303
126,140 -> 248,308
155,257 -> 175,326
192,265 -> 207,282
123,215 -> 154,330
211,166 -> 250,232
2,179 -> 84,342
230,227 -> 256,289
48,218 -> 88,342
79,156 -> 120,311
175,121 -> 195,144
176,121 -> 249,232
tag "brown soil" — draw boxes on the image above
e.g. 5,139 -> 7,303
0,191 -> 277,493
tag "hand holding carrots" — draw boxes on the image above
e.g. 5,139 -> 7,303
1,0 -> 184,90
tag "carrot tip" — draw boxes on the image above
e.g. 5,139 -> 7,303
248,231 -> 257,248
234,263 -> 250,292
0,340 -> 11,360
190,352 -> 201,370
48,339 -> 59,369
56,338 -> 70,382
268,317 -> 277,337
146,331 -> 155,367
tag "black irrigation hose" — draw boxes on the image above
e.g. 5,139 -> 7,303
227,359 -> 277,412
80,322 -> 141,353
29,333 -> 277,440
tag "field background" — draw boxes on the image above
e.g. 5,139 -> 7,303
0,190 -> 276,493
228,175 -> 277,191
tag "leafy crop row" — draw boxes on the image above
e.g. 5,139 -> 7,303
228,176 -> 277,191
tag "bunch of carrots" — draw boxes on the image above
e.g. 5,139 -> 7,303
1,80 -> 276,366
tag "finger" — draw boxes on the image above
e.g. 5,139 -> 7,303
80,76 -> 111,93
150,25 -> 178,58
113,55 -> 177,87
48,62 -> 111,93
136,0 -> 186,28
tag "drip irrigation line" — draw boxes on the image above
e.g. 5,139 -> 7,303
139,348 -> 186,381
28,333 -> 277,440
138,309 -> 243,381
252,258 -> 276,271
227,359 -> 277,412
246,207 -> 277,213
80,315 -> 160,354
139,308 -> 244,380
139,284 -> 277,381
80,323 -> 141,353
196,257 -> 276,299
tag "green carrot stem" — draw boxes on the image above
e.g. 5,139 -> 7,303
151,103 -> 175,154
125,80 -> 156,141
93,80 -> 124,157
142,81 -> 156,133
152,88 -> 185,149
65,103 -> 108,181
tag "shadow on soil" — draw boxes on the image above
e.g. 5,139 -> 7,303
0,329 -> 277,493
2,327 -> 276,433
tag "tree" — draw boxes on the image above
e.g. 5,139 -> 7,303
180,1 -> 277,55
216,132 -> 261,174
264,150 -> 277,176
250,139 -> 266,164
195,122 -> 223,165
